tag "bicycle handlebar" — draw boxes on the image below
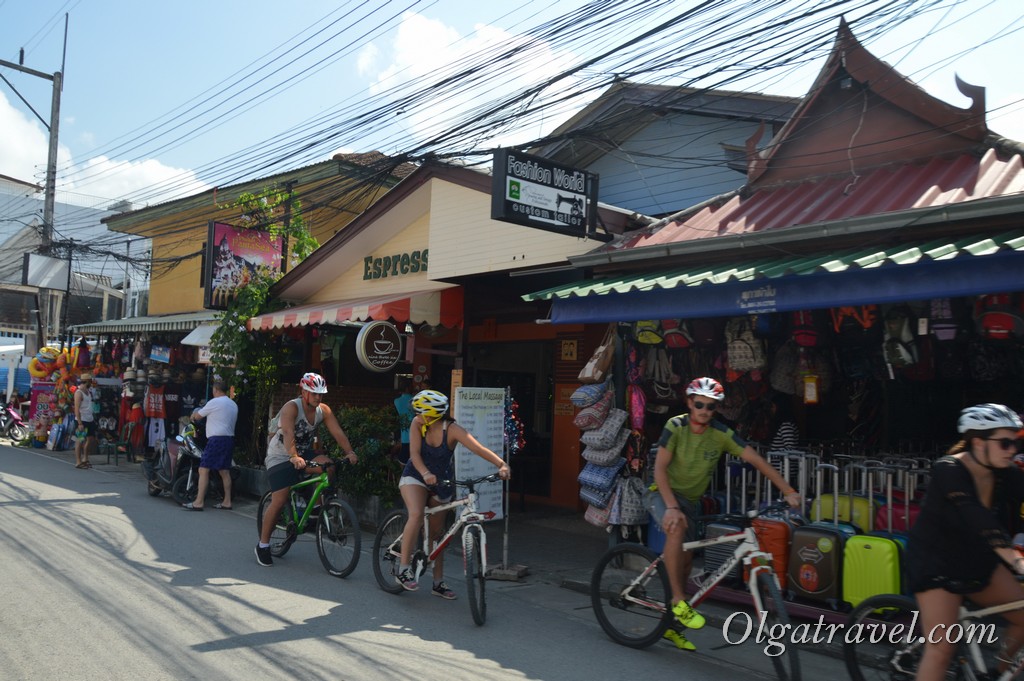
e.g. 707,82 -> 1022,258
695,500 -> 794,524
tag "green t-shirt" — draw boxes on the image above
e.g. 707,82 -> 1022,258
657,414 -> 747,502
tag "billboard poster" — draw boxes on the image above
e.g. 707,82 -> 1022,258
204,221 -> 284,310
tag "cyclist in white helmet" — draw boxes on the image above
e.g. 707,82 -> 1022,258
908,403 -> 1024,680
394,388 -> 510,597
650,376 -> 801,651
255,372 -> 358,567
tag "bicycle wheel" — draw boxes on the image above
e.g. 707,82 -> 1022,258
257,491 -> 296,558
316,499 -> 361,578
844,594 -> 922,681
590,543 -> 672,648
752,571 -> 802,681
372,508 -> 408,594
464,525 -> 486,625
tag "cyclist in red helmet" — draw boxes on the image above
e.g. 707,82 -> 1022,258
650,377 -> 801,651
255,372 -> 358,567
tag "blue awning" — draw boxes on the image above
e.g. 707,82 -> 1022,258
524,231 -> 1024,323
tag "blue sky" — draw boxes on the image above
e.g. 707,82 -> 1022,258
1,0 -> 1022,209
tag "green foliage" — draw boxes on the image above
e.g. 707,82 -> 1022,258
209,186 -> 320,466
323,404 -> 402,503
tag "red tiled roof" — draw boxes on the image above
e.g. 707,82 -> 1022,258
610,148 -> 1024,251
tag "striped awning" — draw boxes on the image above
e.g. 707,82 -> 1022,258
247,287 -> 463,331
69,310 -> 219,335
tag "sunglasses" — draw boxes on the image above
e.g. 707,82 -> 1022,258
985,437 -> 1021,452
692,400 -> 718,412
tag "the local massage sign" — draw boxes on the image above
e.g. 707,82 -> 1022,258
363,250 -> 428,280
356,321 -> 403,372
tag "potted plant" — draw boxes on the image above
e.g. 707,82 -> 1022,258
322,404 -> 402,529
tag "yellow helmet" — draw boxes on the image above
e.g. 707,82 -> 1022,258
412,390 -> 448,435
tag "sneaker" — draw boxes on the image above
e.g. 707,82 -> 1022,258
254,545 -> 273,567
396,569 -> 418,591
672,600 -> 706,629
431,581 -> 457,600
663,628 -> 697,651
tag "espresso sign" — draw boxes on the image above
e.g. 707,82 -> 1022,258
490,148 -> 607,240
356,321 -> 403,373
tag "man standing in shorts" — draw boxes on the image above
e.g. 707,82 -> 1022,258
651,377 -> 801,651
182,380 -> 238,511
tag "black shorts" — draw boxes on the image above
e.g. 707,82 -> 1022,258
79,421 -> 97,437
266,460 -> 313,492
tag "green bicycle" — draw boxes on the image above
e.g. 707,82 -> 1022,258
256,459 -> 361,578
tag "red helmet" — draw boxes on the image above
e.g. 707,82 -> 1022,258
685,377 -> 725,401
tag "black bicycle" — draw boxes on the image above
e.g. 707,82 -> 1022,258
256,459 -> 361,578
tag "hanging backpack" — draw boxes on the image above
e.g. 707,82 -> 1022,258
973,294 -> 1024,340
929,298 -> 965,342
752,312 -> 783,340
791,310 -> 821,347
661,319 -> 692,349
724,317 -> 767,372
830,305 -> 880,346
882,306 -> 918,368
634,320 -> 663,344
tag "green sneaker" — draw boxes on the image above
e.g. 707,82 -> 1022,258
672,600 -> 706,629
663,628 -> 697,651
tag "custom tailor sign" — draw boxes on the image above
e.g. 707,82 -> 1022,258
355,321 -> 403,372
491,149 -> 606,240
204,221 -> 284,310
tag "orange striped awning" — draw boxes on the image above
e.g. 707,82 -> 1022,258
247,287 -> 463,331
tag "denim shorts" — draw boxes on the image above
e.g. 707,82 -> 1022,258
646,489 -> 700,544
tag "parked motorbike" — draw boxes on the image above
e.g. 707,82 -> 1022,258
0,402 -> 29,442
170,422 -> 239,505
141,436 -> 186,498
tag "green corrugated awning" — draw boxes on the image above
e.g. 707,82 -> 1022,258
523,231 -> 1024,324
69,310 -> 219,335
524,231 -> 1024,301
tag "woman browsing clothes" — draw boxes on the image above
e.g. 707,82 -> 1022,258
395,390 -> 510,598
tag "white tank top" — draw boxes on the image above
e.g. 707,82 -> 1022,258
265,397 -> 323,468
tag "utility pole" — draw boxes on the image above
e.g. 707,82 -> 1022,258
0,13 -> 68,352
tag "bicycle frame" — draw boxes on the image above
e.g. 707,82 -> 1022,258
413,489 -> 496,578
621,525 -> 776,614
956,599 -> 1024,680
286,469 -> 333,532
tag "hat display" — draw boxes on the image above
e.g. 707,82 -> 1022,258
123,368 -> 136,381
80,373 -> 93,381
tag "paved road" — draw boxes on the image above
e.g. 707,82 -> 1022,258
0,444 -> 849,680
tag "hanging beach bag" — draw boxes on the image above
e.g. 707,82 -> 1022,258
582,427 -> 631,466
577,457 -> 626,492
725,316 -> 766,371
578,324 -> 617,384
580,408 -> 629,449
580,483 -> 616,510
585,500 -> 613,528
615,476 -> 649,526
570,377 -> 611,408
573,390 -> 614,431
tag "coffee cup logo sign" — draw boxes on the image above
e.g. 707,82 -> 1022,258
356,321 -> 403,372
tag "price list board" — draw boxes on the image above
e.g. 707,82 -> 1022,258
453,387 -> 507,520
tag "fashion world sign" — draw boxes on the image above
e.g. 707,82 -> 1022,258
490,149 -> 607,240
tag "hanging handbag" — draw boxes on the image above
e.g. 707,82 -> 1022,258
577,457 -> 626,492
580,483 -> 615,509
578,324 -> 617,384
582,427 -> 630,466
616,476 -> 649,526
585,501 -> 612,528
573,390 -> 614,431
580,408 -> 629,449
570,377 -> 612,408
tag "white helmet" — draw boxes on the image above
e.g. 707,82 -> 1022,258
685,377 -> 725,401
957,403 -> 1022,434
299,372 -> 328,394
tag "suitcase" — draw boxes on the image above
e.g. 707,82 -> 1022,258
750,513 -> 801,590
874,467 -> 925,532
788,463 -> 853,609
842,533 -> 902,608
703,521 -> 744,585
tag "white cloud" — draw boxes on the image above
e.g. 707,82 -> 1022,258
363,12 -> 589,154
0,91 -> 209,206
